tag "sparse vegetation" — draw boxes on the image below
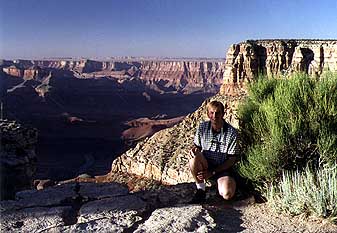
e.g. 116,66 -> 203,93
266,163 -> 337,222
237,72 -> 337,220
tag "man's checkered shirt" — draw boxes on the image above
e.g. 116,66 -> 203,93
194,120 -> 238,166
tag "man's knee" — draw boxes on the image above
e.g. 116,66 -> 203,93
218,176 -> 236,200
219,190 -> 235,200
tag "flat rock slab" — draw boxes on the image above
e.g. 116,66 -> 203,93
78,195 -> 148,223
52,218 -> 139,233
14,183 -> 77,208
0,206 -> 72,232
45,194 -> 148,232
79,182 -> 129,199
134,205 -> 216,233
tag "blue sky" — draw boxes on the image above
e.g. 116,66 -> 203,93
0,0 -> 336,59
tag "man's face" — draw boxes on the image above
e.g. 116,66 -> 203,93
207,107 -> 224,124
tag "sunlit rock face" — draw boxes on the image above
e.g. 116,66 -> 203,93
0,120 -> 38,200
220,39 -> 337,95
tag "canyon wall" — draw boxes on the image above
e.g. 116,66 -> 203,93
2,59 -> 225,94
138,61 -> 224,93
220,39 -> 337,94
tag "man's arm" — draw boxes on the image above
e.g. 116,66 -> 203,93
200,155 -> 237,180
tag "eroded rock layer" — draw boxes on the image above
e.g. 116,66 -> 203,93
220,39 -> 337,94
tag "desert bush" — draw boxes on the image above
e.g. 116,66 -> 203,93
265,163 -> 337,222
238,72 -> 337,184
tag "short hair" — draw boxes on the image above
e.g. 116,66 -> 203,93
206,101 -> 225,114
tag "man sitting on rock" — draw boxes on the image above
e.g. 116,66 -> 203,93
189,100 -> 238,204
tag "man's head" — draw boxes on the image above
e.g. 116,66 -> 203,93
206,101 -> 226,127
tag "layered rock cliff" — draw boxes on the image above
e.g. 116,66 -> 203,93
2,59 -> 225,94
0,120 -> 38,199
138,60 -> 224,93
220,39 -> 337,94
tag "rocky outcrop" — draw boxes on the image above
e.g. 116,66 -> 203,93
0,120 -> 38,200
108,91 -> 246,185
220,39 -> 337,94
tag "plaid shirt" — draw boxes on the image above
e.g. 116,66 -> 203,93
194,120 -> 238,166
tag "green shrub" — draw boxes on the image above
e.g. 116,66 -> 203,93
238,72 -> 337,185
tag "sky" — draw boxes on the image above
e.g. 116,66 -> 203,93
0,0 -> 337,59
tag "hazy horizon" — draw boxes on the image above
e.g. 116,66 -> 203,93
1,0 -> 337,60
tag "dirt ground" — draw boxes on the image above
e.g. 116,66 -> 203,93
206,199 -> 337,233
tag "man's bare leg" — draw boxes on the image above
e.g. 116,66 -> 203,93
189,150 -> 208,184
188,151 -> 209,203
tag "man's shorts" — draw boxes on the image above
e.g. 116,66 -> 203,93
207,162 -> 235,181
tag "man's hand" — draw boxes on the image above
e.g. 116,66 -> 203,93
188,146 -> 202,159
196,169 -> 212,180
